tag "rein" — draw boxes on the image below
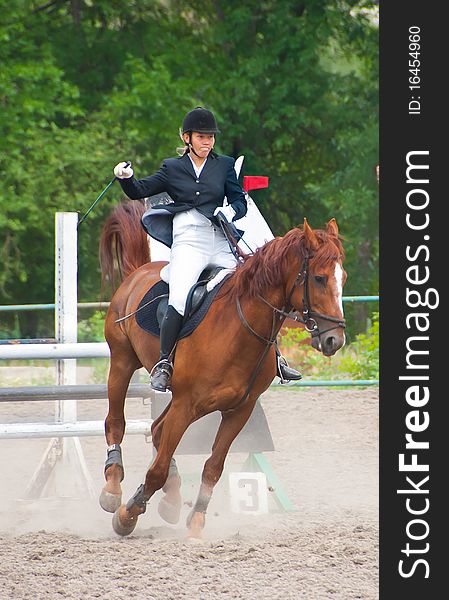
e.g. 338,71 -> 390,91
236,297 -> 280,345
225,296 -> 284,414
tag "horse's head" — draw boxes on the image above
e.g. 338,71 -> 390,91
288,218 -> 347,356
225,218 -> 347,356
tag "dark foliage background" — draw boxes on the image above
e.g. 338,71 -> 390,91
0,0 -> 378,338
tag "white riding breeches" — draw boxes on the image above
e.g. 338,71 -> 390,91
166,213 -> 237,316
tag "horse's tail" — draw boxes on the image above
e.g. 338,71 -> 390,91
99,199 -> 150,293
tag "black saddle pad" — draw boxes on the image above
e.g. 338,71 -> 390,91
135,276 -> 229,339
135,280 -> 169,337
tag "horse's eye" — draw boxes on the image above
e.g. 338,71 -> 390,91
314,275 -> 327,285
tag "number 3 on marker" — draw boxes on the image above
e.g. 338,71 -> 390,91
229,472 -> 269,515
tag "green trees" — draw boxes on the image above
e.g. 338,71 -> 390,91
0,0 -> 378,337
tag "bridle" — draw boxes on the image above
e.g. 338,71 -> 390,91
267,254 -> 346,338
237,254 -> 346,345
227,254 -> 346,413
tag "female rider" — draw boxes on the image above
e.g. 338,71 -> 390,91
114,107 -> 301,391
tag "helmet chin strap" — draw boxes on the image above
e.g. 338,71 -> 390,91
188,142 -> 202,158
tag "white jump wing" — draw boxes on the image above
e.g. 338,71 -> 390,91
233,155 -> 274,253
235,195 -> 274,254
234,155 -> 245,178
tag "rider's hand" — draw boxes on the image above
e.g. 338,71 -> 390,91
114,162 -> 134,179
214,205 -> 236,222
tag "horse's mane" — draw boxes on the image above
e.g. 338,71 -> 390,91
225,226 -> 345,300
99,200 -> 149,293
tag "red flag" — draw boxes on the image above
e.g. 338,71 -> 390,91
243,176 -> 269,192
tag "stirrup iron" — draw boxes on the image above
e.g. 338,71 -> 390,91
277,354 -> 302,384
150,359 -> 174,392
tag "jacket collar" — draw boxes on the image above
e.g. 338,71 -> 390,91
179,151 -> 219,179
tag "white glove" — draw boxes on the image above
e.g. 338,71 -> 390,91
214,204 -> 236,222
114,162 -> 134,179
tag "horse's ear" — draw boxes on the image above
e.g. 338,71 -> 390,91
326,218 -> 339,237
303,218 -> 319,251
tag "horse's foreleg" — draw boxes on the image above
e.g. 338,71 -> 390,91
151,413 -> 182,524
187,397 -> 257,540
112,404 -> 192,536
100,350 -> 139,513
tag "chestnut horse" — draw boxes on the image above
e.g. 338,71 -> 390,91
98,200 -> 347,539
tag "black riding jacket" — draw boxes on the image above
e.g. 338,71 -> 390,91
118,152 -> 247,222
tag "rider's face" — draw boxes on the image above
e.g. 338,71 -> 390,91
184,132 -> 215,158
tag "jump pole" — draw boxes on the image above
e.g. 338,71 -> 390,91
24,213 -> 96,500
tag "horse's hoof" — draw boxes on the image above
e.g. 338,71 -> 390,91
158,496 -> 182,524
112,505 -> 138,537
99,489 -> 122,513
186,510 -> 206,540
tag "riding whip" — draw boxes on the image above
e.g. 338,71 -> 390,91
77,162 -> 131,229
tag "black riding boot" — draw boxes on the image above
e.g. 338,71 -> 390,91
151,305 -> 183,392
275,343 -> 302,383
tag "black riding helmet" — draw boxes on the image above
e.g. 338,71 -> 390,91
182,107 -> 220,134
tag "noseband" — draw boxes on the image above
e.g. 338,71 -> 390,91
258,255 -> 346,339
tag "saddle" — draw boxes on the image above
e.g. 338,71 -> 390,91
136,267 -> 231,340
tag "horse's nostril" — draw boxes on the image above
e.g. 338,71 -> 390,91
325,336 -> 335,353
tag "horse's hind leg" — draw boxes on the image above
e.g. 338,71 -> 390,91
99,348 -> 140,513
112,403 -> 192,536
151,412 -> 182,524
187,397 -> 257,540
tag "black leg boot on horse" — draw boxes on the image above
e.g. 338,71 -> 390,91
150,305 -> 183,392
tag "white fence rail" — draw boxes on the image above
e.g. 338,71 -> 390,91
0,342 -> 109,360
0,419 -> 151,440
